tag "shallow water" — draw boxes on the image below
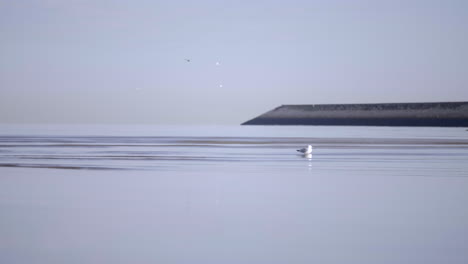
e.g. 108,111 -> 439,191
1,125 -> 467,263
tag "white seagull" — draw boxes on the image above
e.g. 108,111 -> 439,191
297,145 -> 313,154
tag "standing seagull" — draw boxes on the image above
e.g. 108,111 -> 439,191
297,145 -> 313,154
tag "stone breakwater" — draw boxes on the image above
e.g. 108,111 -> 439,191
242,102 -> 468,127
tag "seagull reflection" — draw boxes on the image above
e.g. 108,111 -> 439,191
303,154 -> 313,171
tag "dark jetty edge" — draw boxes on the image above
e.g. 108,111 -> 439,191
242,102 -> 468,127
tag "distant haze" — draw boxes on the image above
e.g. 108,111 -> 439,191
1,0 -> 468,124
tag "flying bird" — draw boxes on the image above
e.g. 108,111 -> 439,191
297,145 -> 313,154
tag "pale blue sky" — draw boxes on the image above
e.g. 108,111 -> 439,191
1,0 -> 467,124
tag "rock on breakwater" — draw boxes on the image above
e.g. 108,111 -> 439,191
242,102 -> 468,127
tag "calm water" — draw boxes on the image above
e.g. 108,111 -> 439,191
1,125 -> 467,263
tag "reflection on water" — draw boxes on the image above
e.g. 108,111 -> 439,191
302,153 -> 313,160
303,153 -> 313,172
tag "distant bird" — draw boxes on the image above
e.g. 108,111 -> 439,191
297,145 -> 313,154
185,59 -> 191,62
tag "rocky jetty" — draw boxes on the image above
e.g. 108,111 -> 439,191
242,102 -> 468,127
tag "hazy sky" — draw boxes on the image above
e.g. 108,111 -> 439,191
1,0 -> 467,124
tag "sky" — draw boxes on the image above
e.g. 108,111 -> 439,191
1,0 -> 468,124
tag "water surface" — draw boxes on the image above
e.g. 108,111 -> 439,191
1,125 -> 467,263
